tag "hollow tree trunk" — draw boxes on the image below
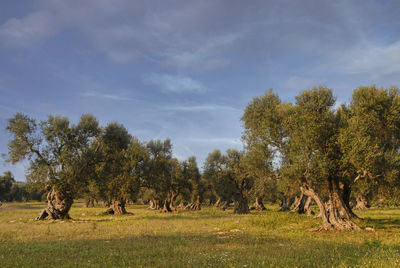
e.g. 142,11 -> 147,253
233,193 -> 250,214
301,181 -> 361,231
341,182 -> 359,219
279,197 -> 293,211
36,188 -> 73,220
355,195 -> 370,210
250,197 -> 266,211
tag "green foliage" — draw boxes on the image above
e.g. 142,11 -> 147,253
0,172 -> 15,201
6,113 -> 100,195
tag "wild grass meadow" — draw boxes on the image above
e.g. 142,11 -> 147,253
1,202 -> 400,267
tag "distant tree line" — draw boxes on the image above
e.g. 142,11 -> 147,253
5,85 -> 400,231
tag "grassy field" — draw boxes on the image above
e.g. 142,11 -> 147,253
1,202 -> 400,267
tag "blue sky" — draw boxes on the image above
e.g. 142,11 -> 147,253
1,0 -> 400,181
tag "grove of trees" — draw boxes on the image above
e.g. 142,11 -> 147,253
4,85 -> 400,231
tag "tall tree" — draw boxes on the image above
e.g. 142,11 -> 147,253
339,86 -> 400,208
94,122 -> 146,215
6,113 -> 99,220
204,149 -> 252,214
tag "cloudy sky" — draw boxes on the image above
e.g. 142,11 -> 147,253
1,0 -> 400,181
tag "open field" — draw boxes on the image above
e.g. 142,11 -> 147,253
1,202 -> 400,267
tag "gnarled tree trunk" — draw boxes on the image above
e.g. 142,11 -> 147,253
36,188 -> 73,220
214,198 -> 221,208
355,195 -> 370,210
148,198 -> 161,210
301,181 -> 361,231
104,199 -> 129,215
250,197 -> 266,211
291,189 -> 313,215
233,193 -> 250,214
185,195 -> 202,211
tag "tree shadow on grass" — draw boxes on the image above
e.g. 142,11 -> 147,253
362,217 -> 400,230
1,232 -> 399,267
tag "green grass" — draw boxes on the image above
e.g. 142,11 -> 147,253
1,202 -> 400,267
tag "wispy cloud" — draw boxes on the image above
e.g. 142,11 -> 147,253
143,74 -> 207,93
0,11 -> 57,48
336,40 -> 400,77
162,33 -> 242,70
81,91 -> 133,101
164,104 -> 240,112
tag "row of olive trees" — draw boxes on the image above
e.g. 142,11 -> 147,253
0,171 -> 45,202
5,114 -> 208,219
6,85 -> 400,230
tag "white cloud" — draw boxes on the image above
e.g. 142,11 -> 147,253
0,11 -> 57,47
143,74 -> 207,93
337,40 -> 400,77
81,91 -> 132,101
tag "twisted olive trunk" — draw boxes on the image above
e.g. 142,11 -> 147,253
250,197 -> 266,211
36,188 -> 73,220
104,199 -> 129,215
301,180 -> 361,231
185,195 -> 202,211
291,189 -> 313,215
233,192 -> 250,214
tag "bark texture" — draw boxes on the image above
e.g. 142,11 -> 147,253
233,193 -> 250,214
103,199 -> 129,215
291,190 -> 313,215
249,197 -> 266,211
301,182 -> 361,231
36,188 -> 73,220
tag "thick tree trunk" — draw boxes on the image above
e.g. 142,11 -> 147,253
103,199 -> 129,215
341,182 -> 359,219
279,197 -> 293,211
355,195 -> 370,210
36,188 -> 73,220
185,195 -> 202,211
291,190 -> 313,215
161,199 -> 173,213
214,198 -> 221,208
233,193 -> 250,214
301,181 -> 361,231
249,197 -> 266,211
148,199 -> 161,210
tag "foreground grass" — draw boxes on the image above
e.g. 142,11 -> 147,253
1,202 -> 400,267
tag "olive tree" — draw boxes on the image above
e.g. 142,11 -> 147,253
6,113 -> 99,220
